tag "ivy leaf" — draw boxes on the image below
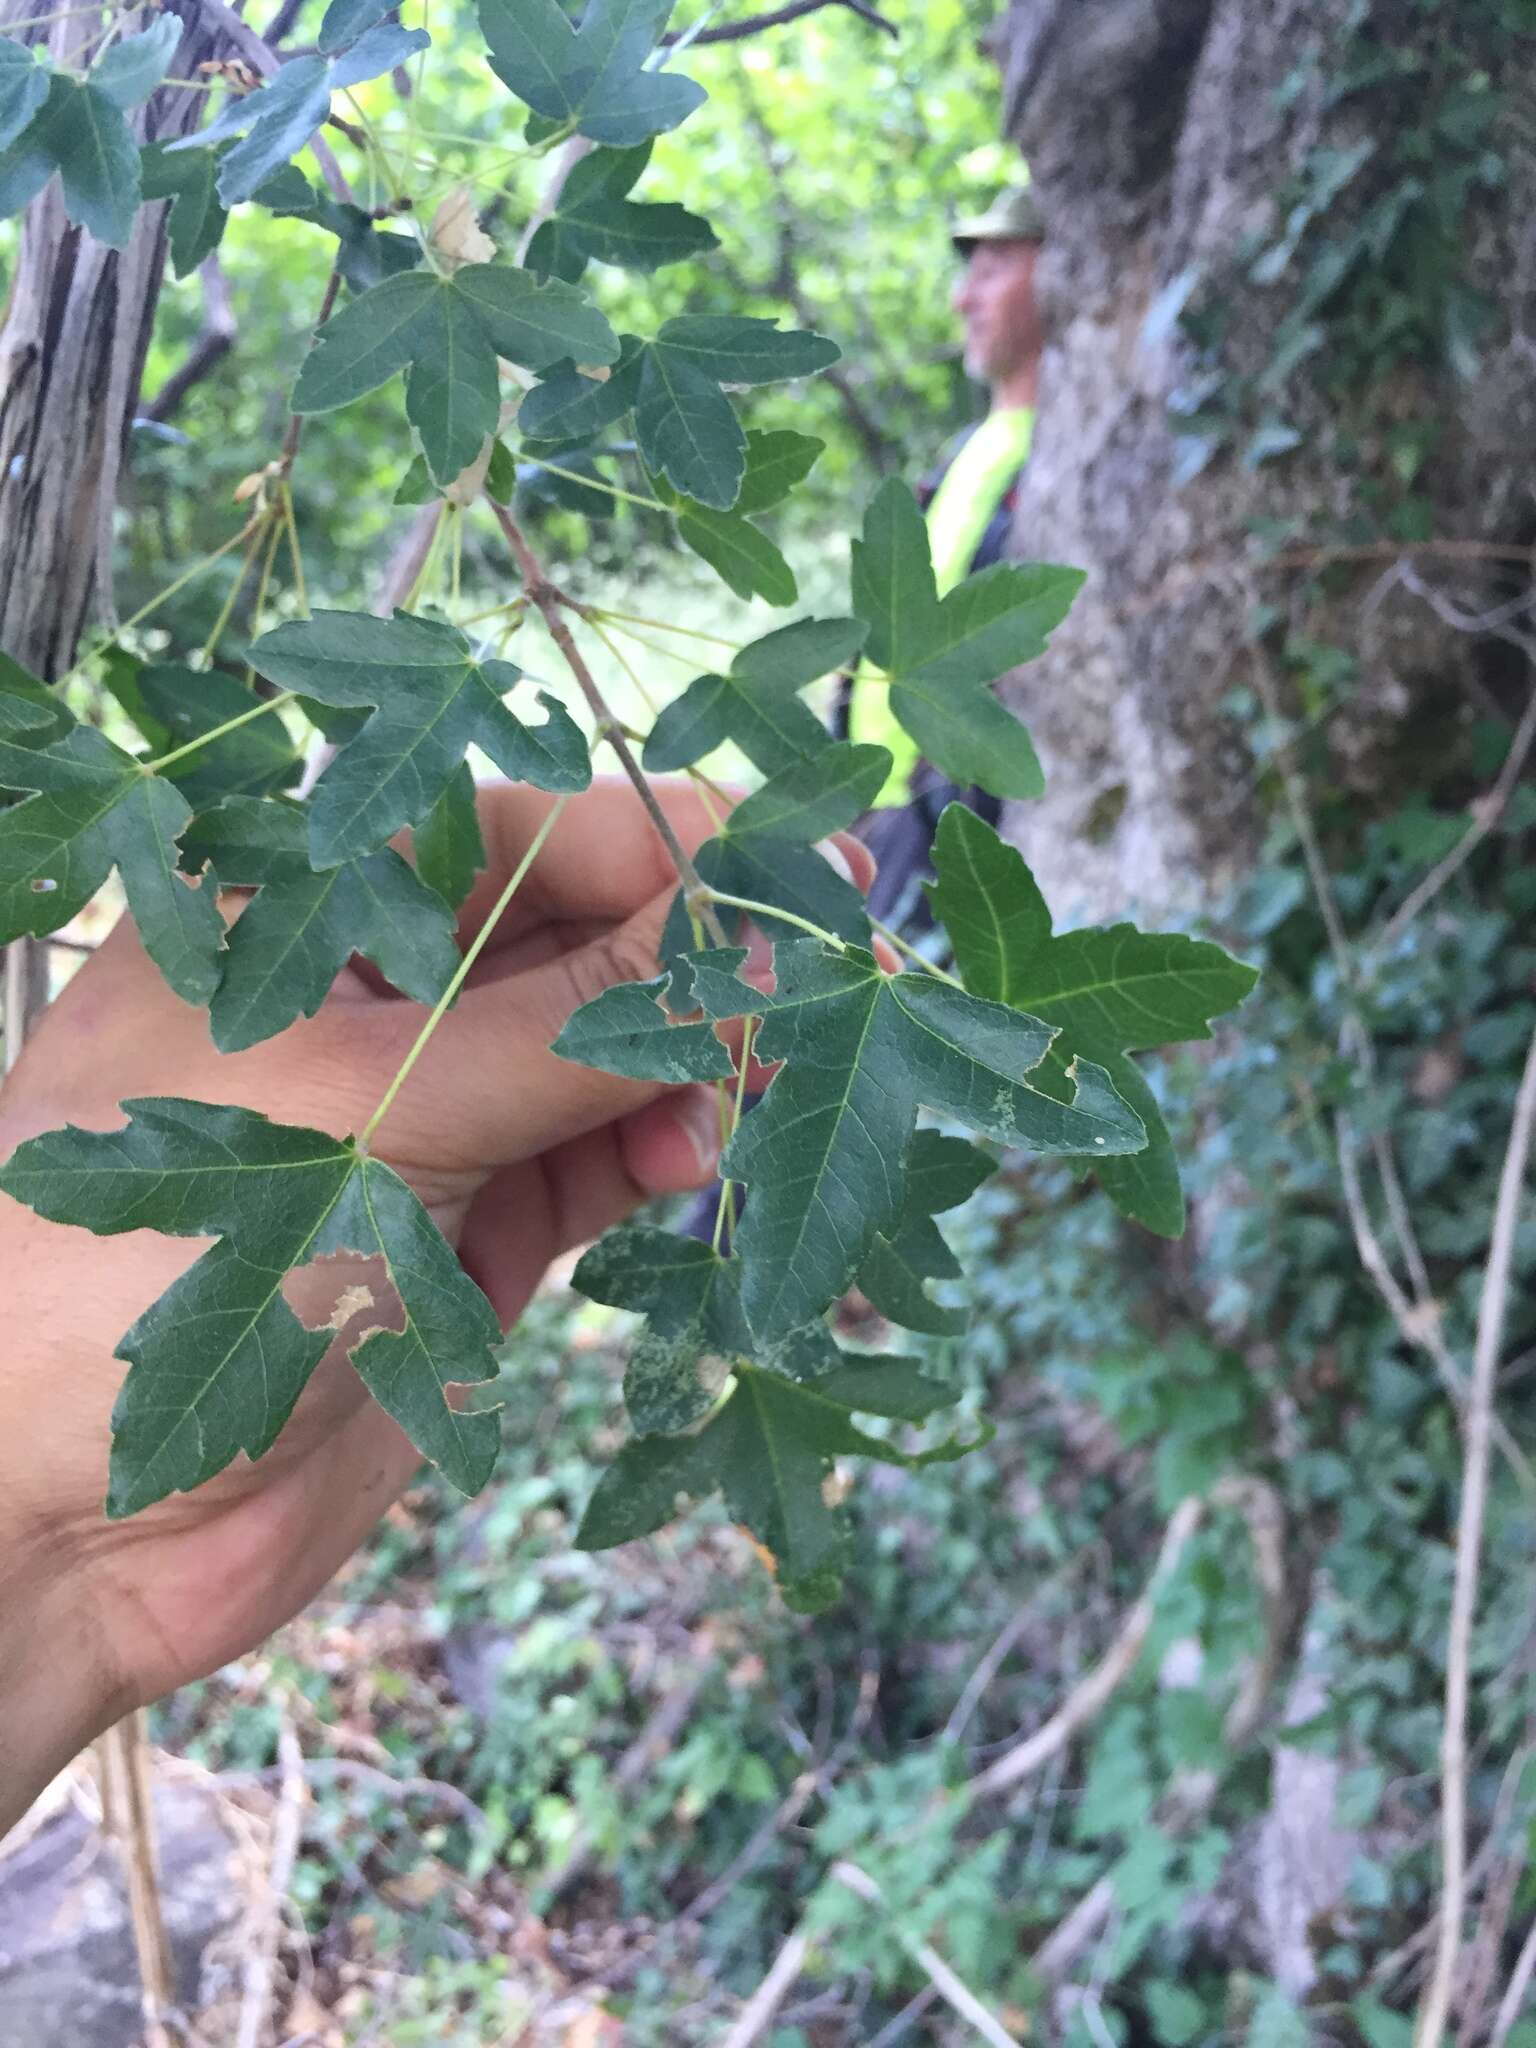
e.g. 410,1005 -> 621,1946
248,609 -> 592,867
726,742 -> 890,843
413,763 -> 485,912
188,29 -> 429,205
140,141 -> 227,277
577,1356 -> 968,1606
0,39 -> 49,155
634,316 -> 839,509
642,616 -> 867,775
856,1131 -> 995,1335
181,797 -> 461,1052
479,0 -> 706,147
928,805 -> 1259,1236
0,1100 -> 502,1517
92,17 -> 181,109
0,724 -> 222,1004
0,72 -> 141,247
292,265 -> 619,486
524,141 -> 715,281
850,479 -> 1085,800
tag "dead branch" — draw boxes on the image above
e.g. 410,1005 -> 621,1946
1415,1023 -> 1536,2048
967,1498 -> 1206,1801
235,1718 -> 305,2048
668,0 -> 898,43
97,1712 -> 177,2047
720,1919 -> 816,2048
1490,1917 -> 1536,2048
145,257 -> 237,424
830,1862 -> 1021,2047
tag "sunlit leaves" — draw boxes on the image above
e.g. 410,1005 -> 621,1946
248,609 -> 591,866
479,0 -> 706,146
850,479 -> 1084,800
0,1100 -> 502,1516
928,805 -> 1259,1235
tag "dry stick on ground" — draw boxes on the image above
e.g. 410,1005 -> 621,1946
97,1711 -> 178,2047
1490,1917 -> 1536,2048
720,1921 -> 817,2048
967,1498 -> 1206,1801
1415,1023 -> 1536,2048
235,1717 -> 306,2048
829,1862 -> 1022,2048
489,501 -> 730,946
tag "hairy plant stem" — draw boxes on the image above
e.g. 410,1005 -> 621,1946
357,796 -> 571,1151
489,500 -> 728,946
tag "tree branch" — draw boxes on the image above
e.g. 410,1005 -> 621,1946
489,500 -> 729,945
830,1863 -> 1021,2048
144,256 -> 236,424
667,0 -> 898,44
1415,1022 -> 1536,2048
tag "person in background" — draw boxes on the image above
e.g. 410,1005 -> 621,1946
838,182 -> 1046,930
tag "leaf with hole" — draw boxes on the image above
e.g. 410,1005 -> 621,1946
0,1100 -> 502,1516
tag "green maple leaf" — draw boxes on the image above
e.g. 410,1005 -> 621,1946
181,797 -> 461,1052
558,940 -> 1146,1337
524,141 -> 715,281
0,40 -> 49,157
478,0 -> 706,146
140,141 -> 227,278
116,665 -> 302,809
0,1099 -> 502,1517
186,25 -> 428,205
928,805 -> 1260,1236
291,265 -> 619,486
648,430 -> 823,606
856,1131 -> 996,1336
572,1226 -> 758,1432
0,69 -> 143,248
0,723 -> 223,1005
577,1354 -> 969,1607
849,478 -> 1085,800
413,763 -> 485,913
725,742 -> 891,844
643,616 -> 867,776
248,609 -> 591,868
255,165 -> 423,292
550,966 -> 738,1085
519,320 -> 837,509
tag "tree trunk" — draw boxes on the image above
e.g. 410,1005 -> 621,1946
0,0 -> 227,680
988,0 -> 1536,919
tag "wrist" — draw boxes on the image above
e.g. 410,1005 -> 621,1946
0,1527 -> 129,1840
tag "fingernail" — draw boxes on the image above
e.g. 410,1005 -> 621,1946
675,1088 -> 722,1175
817,838 -> 854,884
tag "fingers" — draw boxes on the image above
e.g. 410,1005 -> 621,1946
450,776 -> 722,952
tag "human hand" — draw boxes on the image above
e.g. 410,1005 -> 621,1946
0,775 -> 870,1830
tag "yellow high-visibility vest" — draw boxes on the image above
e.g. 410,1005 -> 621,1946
849,406 -> 1035,806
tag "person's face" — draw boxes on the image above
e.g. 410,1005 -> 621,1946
952,237 -> 1044,387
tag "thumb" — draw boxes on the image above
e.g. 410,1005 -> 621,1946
382,885 -> 692,1168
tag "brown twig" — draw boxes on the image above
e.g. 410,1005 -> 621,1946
968,1498 -> 1206,1801
235,1718 -> 306,2048
489,500 -> 729,944
669,0 -> 897,43
1490,1918 -> 1536,2048
721,1919 -> 816,2048
98,1713 -> 177,2047
144,256 -> 237,424
829,1862 -> 1021,2047
1415,1023 -> 1536,2048
277,268 -> 342,479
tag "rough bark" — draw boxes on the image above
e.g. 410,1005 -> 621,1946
989,0 -> 1536,920
0,0 -> 228,680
